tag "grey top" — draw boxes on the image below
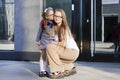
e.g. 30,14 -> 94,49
36,21 -> 55,50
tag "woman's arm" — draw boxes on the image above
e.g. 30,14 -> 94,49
52,32 -> 66,47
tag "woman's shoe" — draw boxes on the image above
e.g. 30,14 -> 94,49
64,67 -> 76,76
49,72 -> 64,79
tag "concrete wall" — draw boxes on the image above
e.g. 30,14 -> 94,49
14,0 -> 43,52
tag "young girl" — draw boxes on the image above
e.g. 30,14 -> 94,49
36,7 -> 55,77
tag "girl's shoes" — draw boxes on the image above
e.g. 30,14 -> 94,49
39,71 -> 49,77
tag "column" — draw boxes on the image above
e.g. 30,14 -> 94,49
14,0 -> 43,52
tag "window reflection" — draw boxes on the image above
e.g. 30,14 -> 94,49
0,0 -> 14,50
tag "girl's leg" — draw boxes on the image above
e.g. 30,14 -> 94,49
39,50 -> 49,77
39,50 -> 46,72
42,50 -> 49,72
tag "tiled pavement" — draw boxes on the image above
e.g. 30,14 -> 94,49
0,60 -> 120,80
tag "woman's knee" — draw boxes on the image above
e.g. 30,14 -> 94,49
46,44 -> 52,51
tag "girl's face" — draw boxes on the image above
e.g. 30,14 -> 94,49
45,10 -> 54,20
54,11 -> 62,25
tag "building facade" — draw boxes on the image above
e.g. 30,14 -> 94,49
0,0 -> 120,61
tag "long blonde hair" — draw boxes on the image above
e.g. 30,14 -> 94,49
54,9 -> 71,41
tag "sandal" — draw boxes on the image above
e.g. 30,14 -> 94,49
49,71 -> 64,79
64,67 -> 76,76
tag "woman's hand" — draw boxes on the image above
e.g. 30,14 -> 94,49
52,41 -> 58,45
52,41 -> 65,47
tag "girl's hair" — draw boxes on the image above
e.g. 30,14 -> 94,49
55,9 -> 71,41
41,7 -> 54,36
42,7 -> 53,20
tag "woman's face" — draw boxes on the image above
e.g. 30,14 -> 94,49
54,11 -> 62,25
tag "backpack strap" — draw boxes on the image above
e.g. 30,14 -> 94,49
39,20 -> 45,39
40,20 -> 45,30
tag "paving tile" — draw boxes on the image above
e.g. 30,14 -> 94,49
0,60 -> 120,80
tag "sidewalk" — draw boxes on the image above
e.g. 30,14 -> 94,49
0,60 -> 120,80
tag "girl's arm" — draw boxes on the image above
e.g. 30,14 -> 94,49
36,23 -> 42,42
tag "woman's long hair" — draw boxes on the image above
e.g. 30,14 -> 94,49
55,9 -> 71,41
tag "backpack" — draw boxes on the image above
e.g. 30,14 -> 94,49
39,20 -> 45,39
41,19 -> 45,30
39,20 -> 54,39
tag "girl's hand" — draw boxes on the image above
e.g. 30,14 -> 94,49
38,45 -> 43,50
36,42 -> 42,49
36,42 -> 40,46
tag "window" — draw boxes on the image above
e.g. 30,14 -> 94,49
0,0 -> 14,50
102,0 -> 119,4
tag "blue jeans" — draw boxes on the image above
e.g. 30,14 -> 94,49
114,44 -> 119,62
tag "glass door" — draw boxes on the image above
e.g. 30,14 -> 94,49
93,0 -> 118,54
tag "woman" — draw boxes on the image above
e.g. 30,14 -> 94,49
46,9 -> 80,79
